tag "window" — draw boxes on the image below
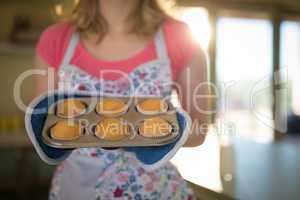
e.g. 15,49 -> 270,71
280,21 -> 300,115
216,17 -> 274,143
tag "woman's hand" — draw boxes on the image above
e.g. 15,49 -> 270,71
176,49 -> 210,147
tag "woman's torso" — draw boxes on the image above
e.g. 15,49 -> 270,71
38,19 -> 197,200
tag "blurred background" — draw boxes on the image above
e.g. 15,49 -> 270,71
0,0 -> 300,199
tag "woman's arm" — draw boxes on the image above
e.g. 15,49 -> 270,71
33,54 -> 58,97
177,49 -> 210,147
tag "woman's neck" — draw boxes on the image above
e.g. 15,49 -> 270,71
99,0 -> 139,34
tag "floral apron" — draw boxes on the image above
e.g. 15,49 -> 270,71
49,28 -> 195,200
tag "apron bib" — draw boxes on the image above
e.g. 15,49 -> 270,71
58,29 -> 172,97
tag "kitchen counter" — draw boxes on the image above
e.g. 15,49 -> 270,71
171,135 -> 300,200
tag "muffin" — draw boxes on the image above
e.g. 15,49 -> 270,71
136,99 -> 168,115
95,118 -> 130,141
138,117 -> 172,138
96,99 -> 128,116
56,99 -> 87,118
50,121 -> 82,140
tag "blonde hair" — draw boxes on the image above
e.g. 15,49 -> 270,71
69,0 -> 168,40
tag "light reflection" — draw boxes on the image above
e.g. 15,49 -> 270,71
54,4 -> 64,16
180,8 -> 211,51
171,131 -> 223,192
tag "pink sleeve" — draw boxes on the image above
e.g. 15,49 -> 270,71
164,18 -> 200,80
36,22 -> 73,70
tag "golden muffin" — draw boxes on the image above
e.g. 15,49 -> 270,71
96,99 -> 128,116
136,99 -> 168,115
50,121 -> 82,140
139,117 -> 172,138
95,118 -> 130,141
56,99 -> 86,118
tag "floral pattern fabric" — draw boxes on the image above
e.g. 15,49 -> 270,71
50,149 -> 195,200
58,60 -> 172,98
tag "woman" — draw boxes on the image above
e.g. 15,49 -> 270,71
35,0 -> 208,199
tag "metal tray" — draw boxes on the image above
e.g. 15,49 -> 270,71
42,97 -> 180,148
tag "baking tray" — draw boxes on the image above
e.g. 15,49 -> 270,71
42,96 -> 180,148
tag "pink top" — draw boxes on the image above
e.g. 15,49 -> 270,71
36,18 -> 199,81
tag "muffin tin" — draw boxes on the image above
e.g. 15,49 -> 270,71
42,97 -> 180,148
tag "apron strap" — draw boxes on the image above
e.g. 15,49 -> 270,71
154,27 -> 169,60
60,32 -> 80,67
